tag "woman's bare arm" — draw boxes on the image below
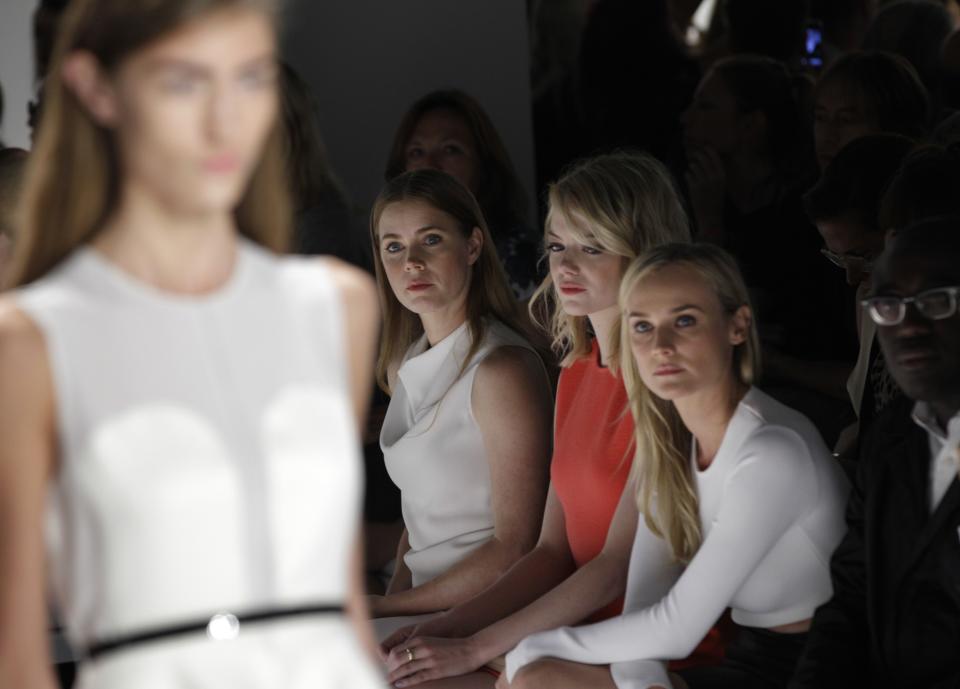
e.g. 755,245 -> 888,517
346,532 -> 382,663
324,259 -> 386,660
426,486 -> 575,638
323,257 -> 380,425
386,529 -> 413,595
0,299 -> 58,689
467,481 -> 638,660
379,485 -> 575,657
372,346 -> 553,618
382,476 -> 640,686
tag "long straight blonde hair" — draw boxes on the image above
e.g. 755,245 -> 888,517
529,151 -> 690,368
619,243 -> 761,563
6,0 -> 290,289
370,169 -> 529,394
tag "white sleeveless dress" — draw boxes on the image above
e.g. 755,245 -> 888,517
374,320 -> 534,636
14,240 -> 384,689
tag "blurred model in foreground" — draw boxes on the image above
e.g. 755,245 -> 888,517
0,1 -> 384,687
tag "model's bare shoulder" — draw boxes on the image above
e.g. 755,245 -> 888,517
473,345 -> 547,412
0,297 -> 55,438
0,297 -> 48,377
315,257 -> 378,318
312,258 -> 380,420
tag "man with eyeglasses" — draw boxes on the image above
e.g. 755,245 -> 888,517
803,134 -> 915,462
790,217 -> 960,689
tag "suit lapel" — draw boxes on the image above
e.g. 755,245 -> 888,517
909,475 -> 960,565
878,425 -> 930,588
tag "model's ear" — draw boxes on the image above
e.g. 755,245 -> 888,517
61,50 -> 119,127
729,304 -> 752,346
466,226 -> 483,265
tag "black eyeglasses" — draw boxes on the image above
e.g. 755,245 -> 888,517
820,248 -> 874,274
861,286 -> 960,326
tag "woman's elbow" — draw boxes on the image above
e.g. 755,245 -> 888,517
488,534 -> 537,573
664,632 -> 702,660
586,549 -> 629,596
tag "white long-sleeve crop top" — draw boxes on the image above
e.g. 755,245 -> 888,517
505,388 -> 850,687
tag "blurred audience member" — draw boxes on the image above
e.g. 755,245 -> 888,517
683,56 -> 815,242
879,144 -> 960,231
813,51 -> 929,172
683,54 -> 868,442
385,90 -> 539,299
803,134 -> 915,461
863,1 -> 953,115
578,0 -> 700,169
682,55 -> 855,441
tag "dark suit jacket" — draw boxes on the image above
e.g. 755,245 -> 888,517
790,399 -> 960,689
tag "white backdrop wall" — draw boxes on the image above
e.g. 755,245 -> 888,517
0,0 -> 35,149
0,1 -> 536,219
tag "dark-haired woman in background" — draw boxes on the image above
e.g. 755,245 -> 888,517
813,51 -> 930,172
385,90 -> 540,300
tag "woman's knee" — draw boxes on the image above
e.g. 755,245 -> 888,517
511,659 -> 564,689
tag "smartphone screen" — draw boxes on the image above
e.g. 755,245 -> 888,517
802,23 -> 823,69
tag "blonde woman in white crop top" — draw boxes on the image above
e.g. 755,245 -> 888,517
501,244 -> 849,689
368,170 -> 553,638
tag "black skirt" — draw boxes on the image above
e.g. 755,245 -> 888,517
676,625 -> 809,689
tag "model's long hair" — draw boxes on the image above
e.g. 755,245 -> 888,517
619,243 -> 760,563
278,61 -> 349,213
7,0 -> 290,289
529,151 -> 690,369
370,169 -> 527,394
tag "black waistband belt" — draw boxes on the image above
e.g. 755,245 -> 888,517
86,604 -> 344,660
